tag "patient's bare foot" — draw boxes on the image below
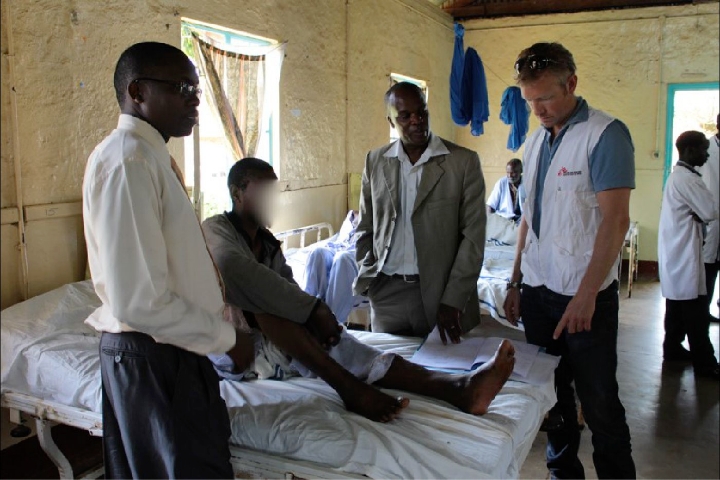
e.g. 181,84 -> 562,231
337,378 -> 409,423
454,339 -> 515,415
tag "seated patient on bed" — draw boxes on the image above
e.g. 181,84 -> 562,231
304,210 -> 364,324
201,157 -> 516,423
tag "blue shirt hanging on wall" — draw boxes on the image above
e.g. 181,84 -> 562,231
450,23 -> 489,136
500,86 -> 530,152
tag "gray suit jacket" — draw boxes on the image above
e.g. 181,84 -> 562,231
353,137 -> 486,333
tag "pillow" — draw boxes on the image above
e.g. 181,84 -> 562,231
486,213 -> 518,246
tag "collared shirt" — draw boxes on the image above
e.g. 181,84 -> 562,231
531,97 -> 635,237
382,133 -> 451,275
226,211 -> 282,265
83,114 -> 235,356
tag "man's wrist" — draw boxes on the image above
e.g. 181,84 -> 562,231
506,281 -> 522,291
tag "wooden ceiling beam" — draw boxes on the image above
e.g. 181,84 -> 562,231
443,0 -> 707,19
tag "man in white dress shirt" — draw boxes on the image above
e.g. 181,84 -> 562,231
487,158 -> 526,223
83,42 -> 255,478
353,82 -> 486,343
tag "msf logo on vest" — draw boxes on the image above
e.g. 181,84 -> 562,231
558,167 -> 583,177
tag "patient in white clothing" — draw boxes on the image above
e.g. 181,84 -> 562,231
202,157 -> 517,423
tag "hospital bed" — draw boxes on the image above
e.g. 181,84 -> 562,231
1,280 -> 558,479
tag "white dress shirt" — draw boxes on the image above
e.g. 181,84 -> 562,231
382,133 -> 450,275
83,114 -> 235,355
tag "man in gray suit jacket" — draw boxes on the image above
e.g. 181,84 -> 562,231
353,82 -> 486,344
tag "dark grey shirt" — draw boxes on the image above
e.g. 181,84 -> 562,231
202,212 -> 317,324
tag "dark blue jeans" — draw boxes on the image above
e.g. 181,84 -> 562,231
521,282 -> 636,479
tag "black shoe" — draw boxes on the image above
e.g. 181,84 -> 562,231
694,363 -> 720,380
540,412 -> 564,432
664,346 -> 693,362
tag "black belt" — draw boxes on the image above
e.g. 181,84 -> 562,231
390,274 -> 420,283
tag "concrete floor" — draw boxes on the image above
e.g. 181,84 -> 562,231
475,281 -> 720,480
2,281 -> 718,478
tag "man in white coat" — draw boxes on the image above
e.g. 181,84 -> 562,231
699,114 -> 720,322
659,130 -> 719,380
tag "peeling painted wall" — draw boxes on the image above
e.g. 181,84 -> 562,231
457,3 -> 719,263
0,0 -> 455,309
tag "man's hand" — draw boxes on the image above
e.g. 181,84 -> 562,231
306,301 -> 343,349
553,291 -> 596,339
504,288 -> 521,326
226,329 -> 255,373
437,303 -> 463,345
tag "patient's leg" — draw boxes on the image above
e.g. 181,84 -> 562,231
376,340 -> 516,415
254,313 -> 409,423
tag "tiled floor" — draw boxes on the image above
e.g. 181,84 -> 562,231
475,281 -> 719,479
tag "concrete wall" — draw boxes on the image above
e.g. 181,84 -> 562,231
0,0 -> 454,309
457,3 -> 719,263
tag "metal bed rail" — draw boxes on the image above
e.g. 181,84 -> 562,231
274,222 -> 335,250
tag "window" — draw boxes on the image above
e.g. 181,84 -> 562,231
388,73 -> 428,142
181,19 -> 281,220
664,82 -> 719,186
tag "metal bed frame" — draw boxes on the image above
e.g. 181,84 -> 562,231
1,390 -> 362,479
274,222 -> 335,250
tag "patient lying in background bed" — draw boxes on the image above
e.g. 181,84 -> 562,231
202,158 -> 516,423
303,210 -> 364,324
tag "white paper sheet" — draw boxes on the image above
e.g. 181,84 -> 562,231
410,327 -> 541,378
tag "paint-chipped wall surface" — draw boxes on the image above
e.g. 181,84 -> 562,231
457,3 -> 719,264
0,0 -> 454,309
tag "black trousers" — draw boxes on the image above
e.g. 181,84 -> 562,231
705,261 -> 720,311
100,332 -> 233,479
663,298 -> 716,371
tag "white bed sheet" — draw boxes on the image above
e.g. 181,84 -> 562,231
1,281 -> 556,479
478,245 -> 523,330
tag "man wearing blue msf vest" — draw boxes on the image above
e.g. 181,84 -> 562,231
504,43 -> 636,479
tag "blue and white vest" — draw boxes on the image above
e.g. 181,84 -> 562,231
521,107 -> 617,296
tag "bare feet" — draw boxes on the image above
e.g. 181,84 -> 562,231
337,378 -> 410,423
454,339 -> 515,415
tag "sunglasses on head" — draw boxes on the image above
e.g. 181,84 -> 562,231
514,55 -> 560,75
133,78 -> 202,98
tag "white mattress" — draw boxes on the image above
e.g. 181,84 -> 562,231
1,281 -> 557,479
478,245 -> 523,330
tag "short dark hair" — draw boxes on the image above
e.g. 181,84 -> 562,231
507,158 -> 523,170
385,81 -> 426,111
675,130 -> 708,154
227,157 -> 277,192
113,42 -> 188,106
514,42 -> 576,85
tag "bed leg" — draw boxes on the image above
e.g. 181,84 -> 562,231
35,418 -> 75,480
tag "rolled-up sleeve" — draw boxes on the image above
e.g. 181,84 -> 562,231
87,159 -> 235,356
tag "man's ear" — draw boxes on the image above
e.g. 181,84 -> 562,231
128,81 -> 143,104
229,184 -> 241,205
566,74 -> 578,95
387,116 -> 395,129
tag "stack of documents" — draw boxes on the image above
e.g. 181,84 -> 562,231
410,327 -> 541,379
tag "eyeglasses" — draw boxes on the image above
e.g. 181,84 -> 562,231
133,78 -> 202,98
514,55 -> 560,75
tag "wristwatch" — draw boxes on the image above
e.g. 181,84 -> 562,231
506,281 -> 522,291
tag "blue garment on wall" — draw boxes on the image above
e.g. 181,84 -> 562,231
499,86 -> 530,152
450,23 -> 489,136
